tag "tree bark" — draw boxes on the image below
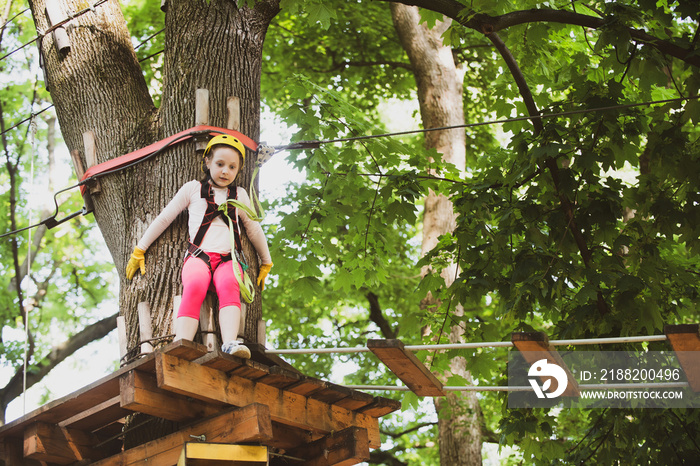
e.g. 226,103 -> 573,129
28,0 -> 279,354
390,4 -> 482,465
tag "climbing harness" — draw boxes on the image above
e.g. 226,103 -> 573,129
186,178 -> 257,304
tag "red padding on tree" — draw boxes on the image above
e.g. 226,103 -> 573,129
79,125 -> 259,195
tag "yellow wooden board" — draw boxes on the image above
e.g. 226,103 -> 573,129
177,442 -> 268,465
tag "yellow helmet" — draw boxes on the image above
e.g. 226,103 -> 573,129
203,134 -> 246,166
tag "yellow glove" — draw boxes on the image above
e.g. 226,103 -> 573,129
257,262 -> 273,290
126,247 -> 146,280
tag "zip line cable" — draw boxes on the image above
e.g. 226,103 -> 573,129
1,94 -> 698,239
265,334 -> 669,355
286,94 -> 700,149
0,6 -> 30,31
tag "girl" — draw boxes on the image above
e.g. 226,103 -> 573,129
125,134 -> 272,359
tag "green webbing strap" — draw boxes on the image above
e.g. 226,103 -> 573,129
221,210 -> 255,303
217,168 -> 265,304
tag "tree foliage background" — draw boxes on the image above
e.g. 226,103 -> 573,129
1,0 -> 699,464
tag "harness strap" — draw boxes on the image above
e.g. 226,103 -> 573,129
186,243 -> 232,270
193,180 -> 242,252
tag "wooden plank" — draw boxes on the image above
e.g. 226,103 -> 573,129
155,352 -> 383,448
0,351 -> 158,440
286,427 -> 370,466
357,397 -> 401,418
161,338 -> 210,360
257,365 -> 302,389
92,404 -> 273,466
57,395 -> 127,432
308,381 -> 352,405
248,342 -> 300,373
368,339 -> 445,396
178,443 -> 268,465
229,358 -> 271,380
270,421 -> 323,450
511,332 -> 580,397
665,324 -> 700,391
285,376 -> 325,397
24,421 -> 107,464
333,389 -> 375,412
195,349 -> 247,373
120,370 -> 222,421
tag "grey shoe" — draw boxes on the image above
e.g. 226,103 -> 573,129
221,341 -> 251,359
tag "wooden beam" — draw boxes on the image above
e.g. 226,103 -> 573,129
24,421 -> 106,464
92,404 -> 273,466
120,370 -> 222,422
177,443 -> 268,465
57,395 -> 127,433
0,352 -> 158,440
2,437 -> 44,466
665,324 -> 700,392
155,352 -> 383,448
368,339 -> 445,396
511,332 -> 580,397
286,427 -> 370,466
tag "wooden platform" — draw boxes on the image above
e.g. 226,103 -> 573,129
0,340 -> 400,466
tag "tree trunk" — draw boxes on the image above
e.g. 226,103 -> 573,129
390,4 -> 483,465
29,0 -> 279,352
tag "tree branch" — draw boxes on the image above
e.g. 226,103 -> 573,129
382,1 -> 700,67
0,313 -> 118,408
367,291 -> 398,339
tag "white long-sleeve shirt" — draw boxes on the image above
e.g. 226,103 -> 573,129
137,180 -> 271,264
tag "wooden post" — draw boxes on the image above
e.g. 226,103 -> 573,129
116,316 -> 128,361
45,1 -> 71,54
200,295 -> 217,352
82,131 -> 101,194
257,319 -> 266,347
173,295 -> 181,336
195,88 -> 209,153
138,302 -> 154,355
227,96 -> 241,131
69,149 -> 94,213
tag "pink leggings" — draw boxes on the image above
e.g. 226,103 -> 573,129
178,253 -> 242,319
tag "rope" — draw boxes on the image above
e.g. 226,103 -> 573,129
22,115 -> 39,415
